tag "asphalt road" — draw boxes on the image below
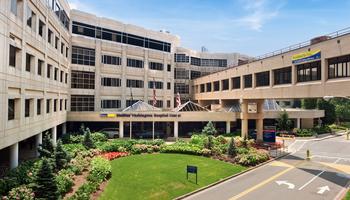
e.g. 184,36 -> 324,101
184,135 -> 350,200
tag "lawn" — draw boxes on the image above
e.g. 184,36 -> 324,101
99,153 -> 246,200
345,190 -> 350,200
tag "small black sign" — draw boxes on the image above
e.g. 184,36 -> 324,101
186,165 -> 198,184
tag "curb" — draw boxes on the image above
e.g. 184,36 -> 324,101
296,132 -> 346,142
174,152 -> 291,200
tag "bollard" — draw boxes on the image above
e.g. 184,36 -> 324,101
306,149 -> 311,161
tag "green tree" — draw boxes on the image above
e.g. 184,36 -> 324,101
54,140 -> 70,171
83,127 -> 95,149
202,121 -> 217,136
316,99 -> 336,125
301,98 -> 318,109
276,110 -> 292,131
33,158 -> 59,200
38,133 -> 54,158
204,135 -> 214,150
331,98 -> 350,124
227,137 -> 236,157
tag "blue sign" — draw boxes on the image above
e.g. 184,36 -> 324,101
186,165 -> 198,184
263,130 -> 276,143
292,50 -> 321,64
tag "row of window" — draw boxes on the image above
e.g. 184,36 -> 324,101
72,21 -> 171,52
174,54 -> 227,67
9,45 -> 68,83
101,99 -> 168,109
8,98 -> 67,120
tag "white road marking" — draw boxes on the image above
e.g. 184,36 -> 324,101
298,158 -> 341,191
275,180 -> 295,189
317,186 -> 330,194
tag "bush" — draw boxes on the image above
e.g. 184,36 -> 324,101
202,121 -> 217,135
33,158 -> 59,200
87,157 -> 111,183
312,125 -> 332,134
295,129 -> 316,137
67,182 -> 99,200
190,134 -> 207,147
38,133 -> 55,158
227,137 -> 236,157
83,128 -> 95,149
55,140 -> 70,171
204,136 -> 214,150
160,143 -> 203,155
4,185 -> 35,200
236,149 -> 269,166
56,169 -> 74,195
97,139 -> 164,153
222,131 -> 241,137
91,132 -> 108,142
61,133 -> 84,144
62,143 -> 86,158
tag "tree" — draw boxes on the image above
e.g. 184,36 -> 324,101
38,133 -> 54,158
301,98 -> 318,109
202,121 -> 217,136
54,140 -> 69,171
276,110 -> 292,131
331,98 -> 350,124
79,123 -> 85,134
83,127 -> 95,149
227,137 -> 236,157
316,99 -> 336,125
204,135 -> 214,150
33,158 -> 59,200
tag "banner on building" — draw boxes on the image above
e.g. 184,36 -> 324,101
292,50 -> 321,64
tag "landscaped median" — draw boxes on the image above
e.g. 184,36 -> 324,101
0,125 -> 271,200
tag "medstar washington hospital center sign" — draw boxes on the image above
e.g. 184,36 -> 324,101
292,50 -> 321,64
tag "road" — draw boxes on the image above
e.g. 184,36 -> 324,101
184,135 -> 350,200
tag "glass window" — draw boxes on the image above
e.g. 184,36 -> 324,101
71,71 -> 95,89
37,59 -> 43,75
174,68 -> 189,79
39,20 -> 45,37
25,53 -> 33,72
11,0 -> 17,15
25,99 -> 30,117
200,84 -> 205,93
244,74 -> 252,88
174,83 -> 189,94
297,61 -> 321,82
167,82 -> 171,90
221,79 -> 229,90
213,81 -> 220,91
167,64 -> 171,72
328,54 -> 350,79
46,99 -> 50,113
191,57 -> 201,66
71,46 -> 95,66
174,54 -> 189,63
148,81 -> 163,89
255,71 -> 270,87
126,99 -> 138,107
8,99 -> 15,120
127,58 -> 143,68
47,64 -> 52,78
70,95 -> 95,111
149,62 -> 163,71
126,79 -> 144,88
102,55 -> 122,65
9,45 -> 16,67
101,100 -> 121,109
206,82 -> 212,92
274,67 -> 292,85
231,77 -> 241,89
190,71 -> 201,80
37,99 -> 41,115
101,77 -> 121,87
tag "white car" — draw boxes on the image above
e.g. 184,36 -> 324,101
100,128 -> 119,138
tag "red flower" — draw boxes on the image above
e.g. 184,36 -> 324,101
101,152 -> 129,160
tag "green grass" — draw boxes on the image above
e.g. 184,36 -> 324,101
344,190 -> 350,200
99,154 -> 246,200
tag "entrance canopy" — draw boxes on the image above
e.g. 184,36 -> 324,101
122,100 -> 161,112
224,99 -> 282,112
173,101 -> 209,112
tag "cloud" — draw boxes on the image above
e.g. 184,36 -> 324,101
68,0 -> 100,15
234,0 -> 285,31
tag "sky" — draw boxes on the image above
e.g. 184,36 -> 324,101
68,0 -> 350,56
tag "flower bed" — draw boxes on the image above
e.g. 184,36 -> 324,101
100,152 -> 129,161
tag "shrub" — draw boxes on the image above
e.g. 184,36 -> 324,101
67,182 -> 99,200
91,132 -> 108,142
227,137 -> 236,157
4,185 -> 35,200
221,131 -> 241,137
190,134 -> 207,147
204,135 -> 214,150
100,152 -> 129,161
56,169 -> 74,195
87,157 -> 111,183
55,140 -> 70,171
202,121 -> 217,135
33,158 -> 59,200
131,144 -> 149,154
61,133 -> 84,144
201,148 -> 212,157
38,133 -> 54,158
62,143 -> 86,158
295,129 -> 316,137
235,149 -> 269,166
160,143 -> 203,155
312,125 -> 332,134
83,128 -> 95,149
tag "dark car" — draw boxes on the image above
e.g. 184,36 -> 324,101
99,128 -> 119,138
135,131 -> 165,139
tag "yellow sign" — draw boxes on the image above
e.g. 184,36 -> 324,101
107,114 -> 116,118
292,50 -> 321,64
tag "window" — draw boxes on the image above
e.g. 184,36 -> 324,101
167,82 -> 171,90
46,99 -> 50,113
72,46 -> 95,66
25,53 -> 33,72
148,100 -> 163,108
297,61 -> 321,82
126,79 -> 144,88
8,99 -> 15,120
65,73 -> 68,84
200,84 -> 205,93
37,59 -> 43,75
191,57 -> 201,66
126,99 -> 138,107
61,43 -> 64,54
190,71 -> 201,80
66,47 -> 69,58
127,58 -> 143,68
328,54 -> 350,79
244,74 -> 252,88
71,95 -> 95,111
26,6 -> 33,28
71,71 -> 95,89
9,45 -> 17,67
167,100 -> 171,108
25,99 -> 30,117
101,77 -> 121,87
148,81 -> 163,89
60,71 -> 63,82
174,68 -> 189,79
54,68 -> 58,80
255,71 -> 270,87
48,29 -> 53,44
55,37 -> 59,49
102,55 -> 121,65
38,20 -> 45,37
221,79 -> 229,90
232,77 -> 241,89
174,54 -> 189,63
274,67 -> 291,85
101,100 -> 121,109
213,81 -> 220,91
174,83 -> 189,94
54,99 -> 57,112
201,59 -> 227,67
149,62 -> 163,71
206,82 -> 212,92
37,99 -> 41,115
64,99 -> 67,110
47,64 -> 52,78
167,64 -> 171,72
60,99 -> 63,111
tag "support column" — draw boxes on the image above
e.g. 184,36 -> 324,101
174,121 -> 179,139
36,133 -> 42,157
240,100 -> 249,138
119,121 -> 124,138
256,118 -> 264,141
51,126 -> 57,146
10,143 -> 19,169
296,118 -> 301,129
241,119 -> 248,138
226,121 -> 231,134
62,123 -> 67,135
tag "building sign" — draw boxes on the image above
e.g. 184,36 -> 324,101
292,50 -> 321,64
187,165 -> 198,184
100,113 -> 181,118
247,103 -> 257,113
263,126 -> 276,143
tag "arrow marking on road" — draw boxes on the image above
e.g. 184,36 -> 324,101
276,180 -> 295,189
317,186 -> 330,194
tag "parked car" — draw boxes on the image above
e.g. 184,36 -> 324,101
100,128 -> 119,138
135,131 -> 165,139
